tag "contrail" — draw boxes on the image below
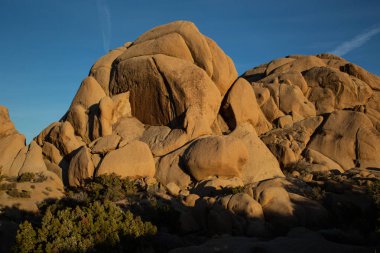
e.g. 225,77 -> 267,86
96,0 -> 111,52
331,26 -> 380,56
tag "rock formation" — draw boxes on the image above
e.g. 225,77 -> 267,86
1,21 -> 380,252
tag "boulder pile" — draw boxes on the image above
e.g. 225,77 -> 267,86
0,21 -> 379,250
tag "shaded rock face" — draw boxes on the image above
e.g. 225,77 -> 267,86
243,53 -> 380,171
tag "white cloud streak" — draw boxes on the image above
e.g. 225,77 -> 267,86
331,26 -> 380,56
96,0 -> 111,52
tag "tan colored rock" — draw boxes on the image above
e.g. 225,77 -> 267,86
99,96 -> 114,136
261,116 -> 323,167
0,105 -> 17,137
140,126 -> 188,156
68,146 -> 95,187
113,116 -> 145,144
0,134 -> 25,176
166,182 -> 181,196
9,145 -> 28,177
111,92 -> 131,122
90,46 -> 127,95
47,121 -> 84,156
221,78 -> 271,135
278,82 -> 316,120
183,136 -> 249,181
96,140 -> 155,178
204,36 -> 238,96
65,104 -> 88,142
42,142 -> 63,165
309,110 -> 378,170
119,32 -> 194,65
340,62 -> 380,90
69,76 -> 106,110
156,143 -> 192,189
277,115 -> 293,128
18,141 -> 47,175
230,123 -> 284,183
227,193 -> 264,220
257,186 -> 297,228
34,122 -> 60,146
133,20 -> 214,76
90,134 -> 121,154
304,148 -> 344,173
304,67 -> 372,114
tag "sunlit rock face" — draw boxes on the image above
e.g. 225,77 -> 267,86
242,53 -> 380,171
30,20 -> 283,187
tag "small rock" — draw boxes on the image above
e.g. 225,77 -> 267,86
166,182 -> 181,196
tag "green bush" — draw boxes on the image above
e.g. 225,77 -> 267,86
17,173 -> 47,183
6,188 -> 31,198
68,174 -> 137,202
0,182 -> 16,191
14,200 -> 157,253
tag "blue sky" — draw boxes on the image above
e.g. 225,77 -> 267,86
1,0 -> 380,142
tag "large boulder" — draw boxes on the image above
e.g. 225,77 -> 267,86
230,123 -> 284,183
309,110 -> 380,170
109,21 -> 238,141
0,133 -> 26,176
221,78 -> 272,135
261,116 -> 323,167
68,146 -> 95,186
0,105 -> 26,176
183,136 -> 249,181
96,140 -> 155,178
242,54 -> 377,129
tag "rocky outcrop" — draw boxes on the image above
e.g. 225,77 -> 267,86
243,53 -> 380,171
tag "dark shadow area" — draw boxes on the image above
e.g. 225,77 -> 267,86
1,174 -> 379,253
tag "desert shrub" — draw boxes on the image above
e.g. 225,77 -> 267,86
0,182 -> 16,191
6,188 -> 31,198
17,173 -> 47,183
68,174 -> 137,203
230,186 -> 245,195
14,200 -> 157,253
306,186 -> 326,201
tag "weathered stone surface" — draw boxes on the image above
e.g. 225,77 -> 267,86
45,121 -> 84,156
0,105 -> 17,137
68,146 -> 95,187
89,46 -> 127,95
156,142 -> 192,189
69,76 -> 106,111
221,78 -> 271,135
230,123 -> 284,183
303,67 -> 372,114
113,116 -> 145,144
227,193 -> 264,219
140,126 -> 188,157
0,133 -> 25,176
90,134 -> 121,155
96,140 -> 155,178
183,136 -> 249,181
304,148 -> 344,173
309,111 -> 380,170
18,141 -> 47,175
261,116 -> 323,167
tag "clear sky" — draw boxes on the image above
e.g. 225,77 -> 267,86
1,0 -> 380,142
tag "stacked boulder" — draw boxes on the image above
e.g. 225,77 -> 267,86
0,106 -> 47,177
30,21 -> 283,188
243,54 -> 380,171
